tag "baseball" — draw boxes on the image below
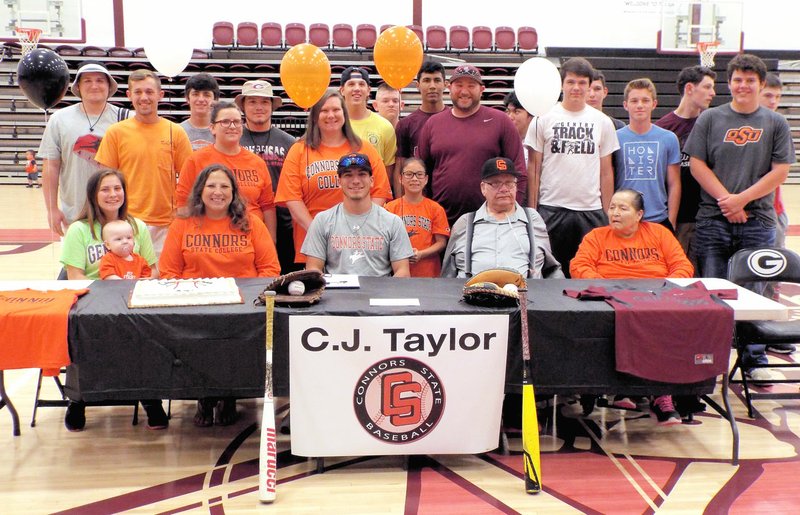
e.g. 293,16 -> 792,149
503,283 -> 518,293
287,280 -> 305,296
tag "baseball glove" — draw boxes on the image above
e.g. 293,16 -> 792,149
256,269 -> 326,306
462,268 -> 527,307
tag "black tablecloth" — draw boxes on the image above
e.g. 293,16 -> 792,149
66,278 -> 715,401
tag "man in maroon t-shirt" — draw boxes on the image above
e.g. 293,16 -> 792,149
418,64 -> 526,226
654,65 -> 717,265
394,61 -> 447,194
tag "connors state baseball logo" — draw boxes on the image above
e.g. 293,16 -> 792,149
724,125 -> 763,146
354,357 -> 445,443
747,249 -> 787,278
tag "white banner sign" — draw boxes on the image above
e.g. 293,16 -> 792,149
289,315 -> 509,457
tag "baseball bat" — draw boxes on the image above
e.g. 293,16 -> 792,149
258,291 -> 277,503
519,286 -> 542,494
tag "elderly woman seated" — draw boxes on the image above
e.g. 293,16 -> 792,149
570,189 -> 694,425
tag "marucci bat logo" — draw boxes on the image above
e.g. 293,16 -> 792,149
353,357 -> 445,443
724,126 -> 763,146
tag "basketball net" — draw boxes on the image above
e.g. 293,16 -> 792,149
16,27 -> 42,56
696,41 -> 720,68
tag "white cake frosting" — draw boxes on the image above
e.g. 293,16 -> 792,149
128,278 -> 243,308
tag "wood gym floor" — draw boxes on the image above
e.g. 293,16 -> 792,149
2,184 -> 800,514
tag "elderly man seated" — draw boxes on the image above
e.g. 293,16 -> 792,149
442,157 -> 561,278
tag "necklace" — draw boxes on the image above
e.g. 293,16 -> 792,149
343,205 -> 372,233
245,128 -> 273,153
82,102 -> 108,132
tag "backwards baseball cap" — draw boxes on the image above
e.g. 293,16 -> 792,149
481,157 -> 521,180
340,66 -> 370,85
71,63 -> 118,99
337,152 -> 373,175
450,64 -> 483,85
234,80 -> 283,111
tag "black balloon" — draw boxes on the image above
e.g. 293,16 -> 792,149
17,48 -> 70,110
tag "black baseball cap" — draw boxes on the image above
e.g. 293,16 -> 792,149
341,66 -> 370,85
337,153 -> 373,175
481,157 -> 521,180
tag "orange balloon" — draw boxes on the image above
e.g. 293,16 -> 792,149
280,43 -> 331,109
374,26 -> 423,90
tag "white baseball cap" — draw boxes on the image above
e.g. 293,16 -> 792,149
70,63 -> 118,99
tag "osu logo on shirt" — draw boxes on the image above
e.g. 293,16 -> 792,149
353,357 -> 445,444
723,126 -> 763,146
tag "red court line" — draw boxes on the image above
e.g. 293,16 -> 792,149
0,228 -> 60,242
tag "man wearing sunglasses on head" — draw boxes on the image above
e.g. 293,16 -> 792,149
302,153 -> 413,277
442,157 -> 561,279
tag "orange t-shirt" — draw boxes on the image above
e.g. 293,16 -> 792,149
570,222 -> 694,279
385,197 -> 450,277
99,251 -> 152,280
176,145 -> 275,219
159,213 -> 280,279
275,139 -> 393,262
0,288 -> 88,371
95,117 -> 193,226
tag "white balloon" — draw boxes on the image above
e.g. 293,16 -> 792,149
144,33 -> 193,78
514,58 -> 562,116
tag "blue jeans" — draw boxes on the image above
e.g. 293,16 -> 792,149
695,217 -> 776,368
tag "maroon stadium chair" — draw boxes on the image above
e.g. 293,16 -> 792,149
407,24 -> 424,46
236,22 -> 259,47
284,23 -> 307,47
449,25 -> 470,51
356,24 -> 377,49
212,21 -> 235,47
494,26 -> 516,51
518,26 -> 538,52
332,23 -> 354,49
261,22 -> 282,48
192,48 -> 209,59
425,25 -> 447,51
380,24 -> 393,34
308,23 -> 331,48
54,44 -> 81,56
81,45 -> 107,57
108,46 -> 133,58
471,26 -> 493,51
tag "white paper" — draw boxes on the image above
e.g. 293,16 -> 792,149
369,298 -> 420,306
324,274 -> 360,288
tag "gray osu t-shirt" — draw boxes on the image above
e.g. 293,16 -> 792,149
301,203 -> 413,276
684,103 -> 795,224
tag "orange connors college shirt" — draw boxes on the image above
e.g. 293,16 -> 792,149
0,288 -> 89,371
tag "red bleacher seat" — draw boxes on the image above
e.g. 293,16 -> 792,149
236,22 -> 259,47
449,25 -> 470,51
356,24 -> 377,49
81,45 -> 107,57
426,25 -> 447,51
309,23 -> 331,48
518,26 -> 538,52
261,22 -> 282,48
380,24 -> 393,34
55,44 -> 80,56
494,26 -> 516,51
284,23 -> 307,47
407,25 -> 424,45
108,46 -> 133,57
212,21 -> 235,47
332,23 -> 354,49
471,26 -> 493,51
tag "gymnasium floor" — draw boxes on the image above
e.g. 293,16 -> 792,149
2,184 -> 800,514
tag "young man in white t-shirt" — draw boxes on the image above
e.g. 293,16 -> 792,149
525,57 -> 619,276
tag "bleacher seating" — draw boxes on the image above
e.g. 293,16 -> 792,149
517,26 -> 538,52
308,23 -> 331,49
425,25 -> 447,51
471,26 -> 493,52
212,21 -> 234,47
449,25 -> 470,51
261,22 -> 282,48
332,24 -> 354,50
236,22 -> 259,48
355,24 -> 377,49
284,23 -> 306,47
495,26 -> 516,52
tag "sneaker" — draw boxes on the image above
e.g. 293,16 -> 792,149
64,401 -> 86,432
650,395 -> 681,426
611,395 -> 637,410
745,368 -> 776,386
767,344 -> 796,354
143,401 -> 169,430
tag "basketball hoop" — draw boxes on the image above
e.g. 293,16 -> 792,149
696,41 -> 720,68
16,27 -> 42,56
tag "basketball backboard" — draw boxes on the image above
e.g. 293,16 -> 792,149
0,0 -> 85,43
657,0 -> 743,55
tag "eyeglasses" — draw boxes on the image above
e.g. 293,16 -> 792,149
213,119 -> 244,128
401,171 -> 426,179
482,180 -> 517,190
339,154 -> 369,168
